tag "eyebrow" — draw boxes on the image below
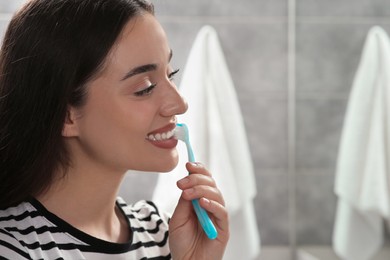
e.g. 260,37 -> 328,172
120,49 -> 173,81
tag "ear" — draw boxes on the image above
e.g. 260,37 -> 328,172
62,106 -> 80,137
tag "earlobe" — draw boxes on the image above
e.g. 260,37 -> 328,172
62,107 -> 80,137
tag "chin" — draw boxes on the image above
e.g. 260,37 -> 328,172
157,152 -> 180,172
156,159 -> 179,172
134,157 -> 179,173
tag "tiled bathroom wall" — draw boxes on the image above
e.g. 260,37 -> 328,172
295,0 -> 390,246
1,0 -> 390,258
150,0 -> 390,248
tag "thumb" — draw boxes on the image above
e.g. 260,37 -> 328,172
171,194 -> 194,222
172,195 -> 193,218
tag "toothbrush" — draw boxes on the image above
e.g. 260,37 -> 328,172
174,123 -> 218,240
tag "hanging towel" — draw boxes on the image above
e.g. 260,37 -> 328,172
152,25 -> 260,260
333,26 -> 390,260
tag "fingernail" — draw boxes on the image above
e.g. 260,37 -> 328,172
177,177 -> 189,185
189,162 -> 202,167
202,198 -> 211,204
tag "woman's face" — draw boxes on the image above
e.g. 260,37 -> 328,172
69,13 -> 187,173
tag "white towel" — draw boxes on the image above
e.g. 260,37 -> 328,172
152,25 -> 260,259
333,26 -> 390,260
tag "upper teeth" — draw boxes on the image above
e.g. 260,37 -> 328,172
147,130 -> 174,141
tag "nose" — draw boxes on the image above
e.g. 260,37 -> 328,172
160,82 -> 188,117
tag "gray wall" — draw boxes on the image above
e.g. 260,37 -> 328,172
1,0 -> 390,249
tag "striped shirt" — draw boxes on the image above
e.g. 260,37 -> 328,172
0,198 -> 171,259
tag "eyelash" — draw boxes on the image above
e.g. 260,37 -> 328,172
169,68 -> 180,81
133,68 -> 180,97
134,83 -> 156,97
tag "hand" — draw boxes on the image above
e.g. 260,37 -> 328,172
169,162 -> 229,260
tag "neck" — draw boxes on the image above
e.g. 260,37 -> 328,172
37,164 -> 129,243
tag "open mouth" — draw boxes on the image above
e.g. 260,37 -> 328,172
146,129 -> 175,141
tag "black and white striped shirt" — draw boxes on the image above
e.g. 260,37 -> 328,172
0,198 -> 171,259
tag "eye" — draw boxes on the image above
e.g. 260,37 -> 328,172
134,83 -> 156,97
168,68 -> 180,81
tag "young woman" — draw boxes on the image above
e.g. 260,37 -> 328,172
0,0 -> 229,259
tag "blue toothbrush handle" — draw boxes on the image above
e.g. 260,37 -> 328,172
192,199 -> 218,239
185,141 -> 218,240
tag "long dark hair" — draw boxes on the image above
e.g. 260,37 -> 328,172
0,0 -> 154,209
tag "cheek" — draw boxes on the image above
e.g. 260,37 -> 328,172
76,87 -> 165,167
78,99 -> 156,153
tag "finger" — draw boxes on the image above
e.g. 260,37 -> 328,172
176,173 -> 216,190
181,185 -> 225,206
199,198 -> 229,235
185,162 -> 212,177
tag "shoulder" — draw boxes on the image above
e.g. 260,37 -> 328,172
0,201 -> 36,229
0,228 -> 31,259
0,202 -> 33,259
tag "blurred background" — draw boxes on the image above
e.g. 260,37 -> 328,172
1,0 -> 390,259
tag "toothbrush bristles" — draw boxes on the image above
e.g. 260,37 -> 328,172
174,124 -> 188,141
